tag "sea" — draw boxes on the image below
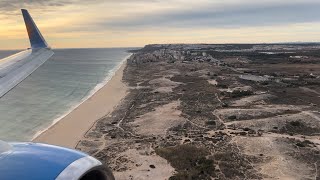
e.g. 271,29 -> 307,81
0,48 -> 132,141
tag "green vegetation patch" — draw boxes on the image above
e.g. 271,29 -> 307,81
155,145 -> 215,180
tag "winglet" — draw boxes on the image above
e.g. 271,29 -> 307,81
21,9 -> 49,49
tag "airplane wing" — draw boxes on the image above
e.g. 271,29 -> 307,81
0,9 -> 54,97
0,10 -> 115,180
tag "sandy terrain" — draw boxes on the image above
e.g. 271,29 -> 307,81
231,94 -> 276,106
73,44 -> 318,179
34,44 -> 320,179
130,101 -> 186,136
33,62 -> 128,148
113,149 -> 175,180
232,136 -> 315,179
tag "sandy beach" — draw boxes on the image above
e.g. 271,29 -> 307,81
33,61 -> 128,148
33,44 -> 320,179
75,44 -> 320,179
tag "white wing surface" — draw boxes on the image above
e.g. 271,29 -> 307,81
0,9 -> 54,97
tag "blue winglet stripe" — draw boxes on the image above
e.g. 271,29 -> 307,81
21,9 -> 48,49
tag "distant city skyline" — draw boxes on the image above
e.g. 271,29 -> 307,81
1,0 -> 320,49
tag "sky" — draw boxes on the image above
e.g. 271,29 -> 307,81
0,0 -> 320,49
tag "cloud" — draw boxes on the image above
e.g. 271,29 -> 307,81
2,0 -> 320,29
98,1 -> 320,30
0,0 -> 67,14
1,0 -> 320,49
0,0 -> 106,15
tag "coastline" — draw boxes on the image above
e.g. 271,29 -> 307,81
76,44 -> 320,179
33,55 -> 130,148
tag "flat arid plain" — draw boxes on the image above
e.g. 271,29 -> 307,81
77,44 -> 320,179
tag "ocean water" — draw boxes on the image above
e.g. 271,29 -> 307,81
0,48 -> 131,141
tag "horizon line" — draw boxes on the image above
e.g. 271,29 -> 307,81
2,41 -> 320,51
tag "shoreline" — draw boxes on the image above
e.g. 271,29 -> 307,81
33,55 -> 130,148
77,44 -> 320,179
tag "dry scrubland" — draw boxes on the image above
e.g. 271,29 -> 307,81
77,44 -> 320,180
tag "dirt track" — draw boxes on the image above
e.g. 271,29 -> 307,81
77,44 -> 320,180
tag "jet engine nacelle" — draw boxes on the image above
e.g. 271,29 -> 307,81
0,141 -> 114,180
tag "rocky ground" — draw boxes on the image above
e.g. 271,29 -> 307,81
77,44 -> 320,180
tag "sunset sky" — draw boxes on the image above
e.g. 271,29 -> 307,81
1,0 -> 320,49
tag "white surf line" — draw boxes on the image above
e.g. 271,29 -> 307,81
32,53 -> 132,141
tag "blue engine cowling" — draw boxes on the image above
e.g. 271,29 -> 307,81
0,141 -> 114,180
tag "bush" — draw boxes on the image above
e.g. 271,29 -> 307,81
230,90 -> 253,98
156,145 -> 215,179
206,121 -> 216,126
290,121 -> 302,127
228,115 -> 237,120
217,84 -> 228,88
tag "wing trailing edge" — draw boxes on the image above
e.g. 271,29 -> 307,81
21,9 -> 49,49
0,10 -> 54,98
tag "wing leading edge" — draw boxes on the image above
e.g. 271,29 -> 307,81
0,9 -> 54,98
